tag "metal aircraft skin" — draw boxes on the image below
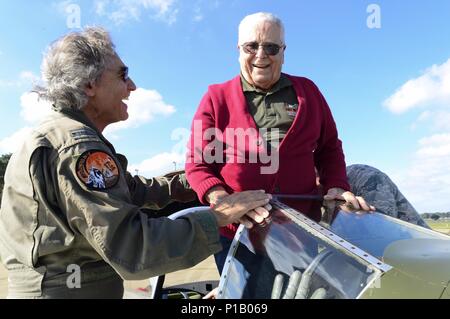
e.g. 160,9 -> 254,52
216,200 -> 450,299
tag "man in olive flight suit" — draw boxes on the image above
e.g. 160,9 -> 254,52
0,27 -> 271,298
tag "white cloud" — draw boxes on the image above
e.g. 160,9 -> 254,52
384,58 -> 450,114
430,111 -> 450,132
410,110 -> 450,132
20,92 -> 53,124
1,86 -> 174,155
19,71 -> 40,83
383,59 -> 450,212
95,0 -> 108,15
418,133 -> 450,146
416,134 -> 450,157
389,133 -> 450,213
104,87 -> 176,135
191,1 -> 222,23
129,152 -> 185,177
128,126 -> 189,177
0,127 -> 34,154
0,91 -> 53,154
94,0 -> 178,25
193,14 -> 203,22
193,6 -> 203,22
0,71 -> 40,88
0,79 -> 16,87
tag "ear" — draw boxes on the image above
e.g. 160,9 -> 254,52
84,81 -> 97,98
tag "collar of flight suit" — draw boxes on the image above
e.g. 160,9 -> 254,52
240,73 -> 293,94
52,104 -> 118,155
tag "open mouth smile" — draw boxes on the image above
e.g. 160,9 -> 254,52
252,64 -> 270,69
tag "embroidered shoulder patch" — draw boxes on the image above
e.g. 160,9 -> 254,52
76,150 -> 120,190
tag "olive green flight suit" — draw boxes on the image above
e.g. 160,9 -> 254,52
0,107 -> 220,298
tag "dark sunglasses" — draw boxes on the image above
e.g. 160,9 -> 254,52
120,66 -> 129,82
241,42 -> 285,56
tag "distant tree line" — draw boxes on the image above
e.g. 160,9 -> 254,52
421,212 -> 450,221
0,153 -> 12,206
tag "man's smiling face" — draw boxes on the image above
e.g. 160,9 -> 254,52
238,21 -> 285,91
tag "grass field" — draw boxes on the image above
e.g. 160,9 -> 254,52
425,219 -> 450,235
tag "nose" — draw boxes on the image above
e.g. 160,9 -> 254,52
127,77 -> 137,91
255,45 -> 268,59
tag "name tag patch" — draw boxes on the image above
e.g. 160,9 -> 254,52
76,150 -> 120,190
285,103 -> 298,117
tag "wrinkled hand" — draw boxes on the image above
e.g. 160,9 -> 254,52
207,186 -> 272,229
211,190 -> 272,227
271,270 -> 326,299
205,186 -> 229,205
238,204 -> 272,229
324,188 -> 375,213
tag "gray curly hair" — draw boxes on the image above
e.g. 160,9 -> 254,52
36,27 -> 116,110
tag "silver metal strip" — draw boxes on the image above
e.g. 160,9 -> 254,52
271,199 -> 393,273
217,224 -> 247,299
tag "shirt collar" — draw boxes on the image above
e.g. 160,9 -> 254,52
53,105 -> 98,132
240,73 -> 292,94
52,105 -> 117,153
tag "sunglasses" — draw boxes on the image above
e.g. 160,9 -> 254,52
241,42 -> 285,56
120,66 -> 129,82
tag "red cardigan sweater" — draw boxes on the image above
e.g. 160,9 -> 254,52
185,74 -> 350,239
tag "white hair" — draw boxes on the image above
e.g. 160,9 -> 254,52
36,27 -> 116,110
238,12 -> 285,44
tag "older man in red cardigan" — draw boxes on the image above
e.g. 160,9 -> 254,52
186,12 -> 374,273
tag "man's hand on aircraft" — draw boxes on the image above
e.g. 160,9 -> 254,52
207,186 -> 273,229
324,187 -> 375,213
238,203 -> 272,228
211,190 -> 272,227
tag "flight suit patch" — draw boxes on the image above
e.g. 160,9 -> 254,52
76,150 -> 120,190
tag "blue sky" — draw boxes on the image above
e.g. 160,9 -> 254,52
1,0 -> 449,213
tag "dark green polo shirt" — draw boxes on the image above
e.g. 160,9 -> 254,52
241,74 -> 299,146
